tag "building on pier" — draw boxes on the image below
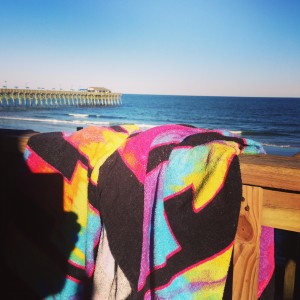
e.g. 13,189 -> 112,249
87,87 -> 111,93
0,87 -> 122,108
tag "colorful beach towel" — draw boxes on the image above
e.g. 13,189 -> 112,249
18,124 -> 273,299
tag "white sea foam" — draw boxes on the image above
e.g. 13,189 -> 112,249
262,143 -> 291,148
1,116 -> 84,125
0,117 -> 244,136
68,113 -> 89,118
230,130 -> 242,135
138,123 -> 157,130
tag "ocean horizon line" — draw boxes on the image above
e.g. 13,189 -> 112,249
121,93 -> 300,99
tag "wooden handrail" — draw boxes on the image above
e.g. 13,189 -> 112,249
240,154 -> 300,192
235,154 -> 300,299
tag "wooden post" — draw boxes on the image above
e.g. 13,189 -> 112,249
233,185 -> 263,300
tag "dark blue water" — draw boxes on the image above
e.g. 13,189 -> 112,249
1,94 -> 300,155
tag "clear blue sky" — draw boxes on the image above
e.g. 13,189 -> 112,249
1,0 -> 299,97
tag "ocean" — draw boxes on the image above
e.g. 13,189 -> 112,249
1,94 -> 300,156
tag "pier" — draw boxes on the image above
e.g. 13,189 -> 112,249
0,88 -> 122,108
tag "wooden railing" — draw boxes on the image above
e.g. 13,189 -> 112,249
235,154 -> 300,299
1,130 -> 300,299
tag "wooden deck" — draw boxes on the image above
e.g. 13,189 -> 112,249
1,130 -> 299,299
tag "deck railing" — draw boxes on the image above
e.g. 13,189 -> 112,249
1,130 -> 300,299
235,154 -> 300,299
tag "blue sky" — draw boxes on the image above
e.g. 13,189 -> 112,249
1,0 -> 299,97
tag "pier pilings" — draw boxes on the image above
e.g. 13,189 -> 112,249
0,88 -> 122,108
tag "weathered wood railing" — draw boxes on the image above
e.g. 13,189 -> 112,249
1,130 -> 300,299
235,154 -> 300,299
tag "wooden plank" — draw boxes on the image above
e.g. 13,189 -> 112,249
240,154 -> 300,192
233,185 -> 263,300
262,189 -> 300,232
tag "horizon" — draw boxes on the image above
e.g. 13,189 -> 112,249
1,0 -> 300,98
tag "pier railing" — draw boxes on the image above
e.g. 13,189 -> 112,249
1,130 -> 300,299
0,88 -> 122,108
